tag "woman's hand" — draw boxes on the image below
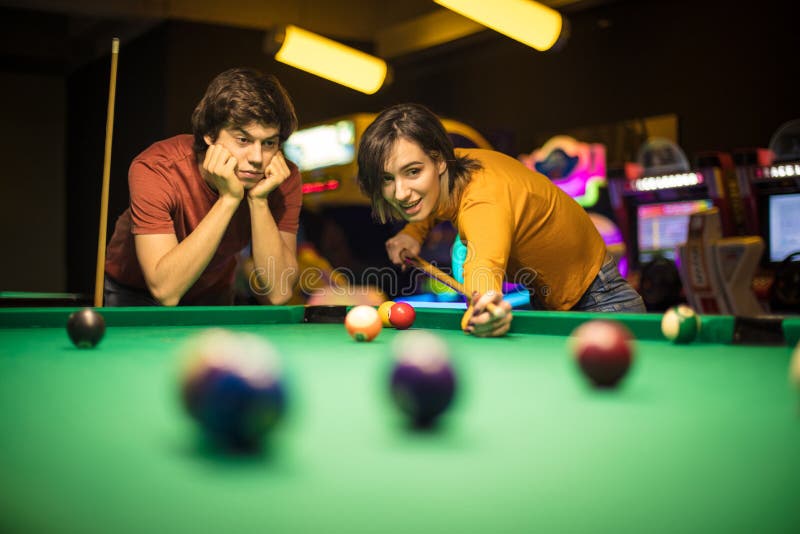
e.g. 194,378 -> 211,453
464,291 -> 513,337
385,233 -> 421,269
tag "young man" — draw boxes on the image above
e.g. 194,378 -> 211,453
357,103 -> 645,337
104,68 -> 302,306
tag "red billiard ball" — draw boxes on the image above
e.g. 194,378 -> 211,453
181,329 -> 286,450
390,331 -> 456,427
345,305 -> 382,342
570,320 -> 634,388
66,308 -> 106,348
389,302 -> 416,330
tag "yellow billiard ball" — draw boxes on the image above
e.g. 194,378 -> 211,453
790,340 -> 800,391
378,301 -> 396,328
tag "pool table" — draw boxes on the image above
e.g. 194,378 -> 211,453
1,306 -> 799,533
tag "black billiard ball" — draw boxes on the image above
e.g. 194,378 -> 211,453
181,329 -> 286,450
66,308 -> 106,348
570,319 -> 634,388
389,331 -> 456,427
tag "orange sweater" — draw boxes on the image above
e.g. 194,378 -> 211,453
401,148 -> 606,315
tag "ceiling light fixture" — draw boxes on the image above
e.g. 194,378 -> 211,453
434,0 -> 566,52
266,25 -> 388,95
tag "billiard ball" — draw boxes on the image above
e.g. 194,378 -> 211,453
378,301 -> 396,328
389,302 -> 416,330
389,331 -> 456,426
180,329 -> 286,450
570,320 -> 634,388
66,308 -> 106,348
790,340 -> 800,392
661,304 -> 701,344
345,305 -> 382,342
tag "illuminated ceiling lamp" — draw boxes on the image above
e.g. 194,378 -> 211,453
434,0 -> 567,52
265,25 -> 389,95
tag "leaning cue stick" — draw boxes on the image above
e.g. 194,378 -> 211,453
402,254 -> 504,317
94,38 -> 120,308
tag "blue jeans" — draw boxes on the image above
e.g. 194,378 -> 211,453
103,275 -> 160,307
103,275 -> 235,306
570,255 -> 646,313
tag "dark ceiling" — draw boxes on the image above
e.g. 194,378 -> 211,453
0,0 -> 611,74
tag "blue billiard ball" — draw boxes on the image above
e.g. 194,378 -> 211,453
181,329 -> 286,450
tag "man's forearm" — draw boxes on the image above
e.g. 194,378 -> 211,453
248,197 -> 298,304
148,196 -> 240,305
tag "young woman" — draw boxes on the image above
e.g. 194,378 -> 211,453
358,103 -> 644,337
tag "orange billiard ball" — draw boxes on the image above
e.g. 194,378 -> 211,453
389,302 -> 416,330
345,305 -> 382,342
378,301 -> 396,328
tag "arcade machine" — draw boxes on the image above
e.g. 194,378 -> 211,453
520,135 -> 627,276
676,207 -> 764,316
607,138 -> 746,311
282,113 -> 495,306
732,119 -> 800,314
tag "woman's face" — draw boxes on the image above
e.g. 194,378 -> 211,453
381,137 -> 447,222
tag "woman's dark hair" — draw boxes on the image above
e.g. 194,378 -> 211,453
191,68 -> 298,155
357,103 -> 482,223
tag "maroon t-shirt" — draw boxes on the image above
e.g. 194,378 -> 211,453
105,134 -> 302,305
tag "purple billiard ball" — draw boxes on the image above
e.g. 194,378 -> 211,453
389,331 -> 456,426
66,308 -> 106,348
181,329 -> 286,450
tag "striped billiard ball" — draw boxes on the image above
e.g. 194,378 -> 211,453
661,304 -> 701,344
345,305 -> 382,342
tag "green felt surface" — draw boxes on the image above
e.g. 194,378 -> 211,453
0,307 -> 798,533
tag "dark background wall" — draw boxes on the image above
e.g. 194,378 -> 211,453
1,0 -> 798,294
0,72 -> 65,291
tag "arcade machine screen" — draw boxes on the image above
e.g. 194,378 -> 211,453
767,192 -> 800,263
283,120 -> 355,176
637,199 -> 713,264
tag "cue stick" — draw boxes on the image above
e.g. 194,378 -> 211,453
402,253 -> 504,317
94,38 -> 120,308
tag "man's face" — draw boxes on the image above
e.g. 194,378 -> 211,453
205,123 -> 280,189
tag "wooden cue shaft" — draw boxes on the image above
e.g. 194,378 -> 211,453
94,38 -> 120,308
404,255 -> 502,316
